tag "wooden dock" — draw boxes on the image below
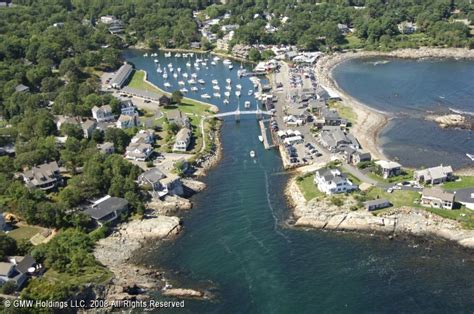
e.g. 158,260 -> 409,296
259,120 -> 276,150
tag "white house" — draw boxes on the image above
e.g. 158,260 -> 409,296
414,165 -> 453,185
131,129 -> 155,144
173,128 -> 192,152
375,160 -> 402,179
125,142 -> 153,161
91,105 -> 114,122
421,187 -> 454,210
314,168 -> 358,195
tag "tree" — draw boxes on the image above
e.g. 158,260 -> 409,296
248,48 -> 262,62
171,90 -> 183,104
0,234 -> 17,260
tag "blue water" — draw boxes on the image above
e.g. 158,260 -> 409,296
332,58 -> 474,169
124,50 -> 474,313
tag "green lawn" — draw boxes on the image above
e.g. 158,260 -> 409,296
128,70 -> 162,94
7,225 -> 44,242
365,187 -> 420,209
296,175 -> 325,201
443,176 -> 474,190
329,101 -> 357,123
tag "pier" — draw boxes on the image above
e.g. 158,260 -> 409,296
259,119 -> 276,150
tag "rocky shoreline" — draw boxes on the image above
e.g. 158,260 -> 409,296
285,177 -> 474,250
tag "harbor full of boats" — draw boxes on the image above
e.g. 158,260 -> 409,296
138,51 -> 271,111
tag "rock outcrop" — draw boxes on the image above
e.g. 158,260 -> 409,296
94,216 -> 181,301
287,179 -> 474,249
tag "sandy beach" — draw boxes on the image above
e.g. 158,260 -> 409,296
315,47 -> 474,162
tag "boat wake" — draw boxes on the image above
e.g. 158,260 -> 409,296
261,166 -> 292,244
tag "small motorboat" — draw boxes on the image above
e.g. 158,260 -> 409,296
198,79 -> 205,84
258,135 -> 263,142
143,53 -> 148,57
223,99 -> 229,104
156,68 -> 162,73
211,61 -> 216,66
191,73 -> 198,78
154,59 -> 159,63
169,68 -> 174,73
178,81 -> 185,86
211,79 -> 218,85
162,72 -> 168,79
249,150 -> 256,158
188,79 -> 196,85
213,92 -> 221,98
228,64 -> 233,70
177,67 -> 181,72
164,82 -> 171,87
235,91 -> 241,97
183,73 -> 189,78
201,94 -> 211,99
467,153 -> 474,161
223,59 -> 232,65
173,73 -> 178,79
225,85 -> 232,91
164,52 -> 171,57
186,62 -> 191,67
191,86 -> 199,91
167,63 -> 173,68
213,85 -> 220,90
195,66 -> 200,71
236,84 -> 242,90
244,101 -> 251,108
248,90 -> 253,96
175,53 -> 182,57
226,78 -> 231,84
224,91 -> 230,97
213,56 -> 220,61
180,88 -> 188,93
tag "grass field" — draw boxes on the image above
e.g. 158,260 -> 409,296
329,101 -> 357,123
7,225 -> 44,242
296,175 -> 325,201
365,187 -> 420,209
443,176 -> 474,190
128,70 -> 162,94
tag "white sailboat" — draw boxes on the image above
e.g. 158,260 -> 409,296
201,94 -> 211,99
226,78 -> 231,84
223,99 -> 229,104
225,85 -> 232,91
228,64 -> 233,70
178,81 -> 185,86
213,56 -> 220,61
258,136 -> 263,142
198,79 -> 205,84
164,82 -> 171,87
248,90 -> 253,96
213,92 -> 221,98
235,91 -> 241,97
191,86 -> 199,92
163,72 -> 168,79
249,150 -> 256,158
180,88 -> 188,93
211,61 -> 216,66
183,73 -> 189,78
188,79 -> 196,85
186,62 -> 191,67
223,59 -> 232,65
211,79 -> 218,85
236,84 -> 242,90
164,52 -> 171,57
173,73 -> 178,79
224,91 -> 230,97
244,101 -> 251,108
213,85 -> 220,90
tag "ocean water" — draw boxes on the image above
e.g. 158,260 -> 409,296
332,58 -> 474,169
124,50 -> 474,313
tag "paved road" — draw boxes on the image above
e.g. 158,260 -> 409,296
342,163 -> 391,188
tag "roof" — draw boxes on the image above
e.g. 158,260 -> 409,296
84,196 -> 128,220
110,63 -> 133,87
453,188 -> 474,204
15,255 -> 35,274
82,119 -> 96,129
167,109 -> 185,122
422,188 -> 454,202
364,199 -> 391,207
176,128 -> 192,142
98,142 -> 114,151
0,262 -> 13,276
15,84 -> 29,92
375,160 -> 401,169
92,105 -> 112,114
139,168 -> 166,184
415,165 -> 453,181
22,161 -> 60,187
